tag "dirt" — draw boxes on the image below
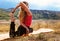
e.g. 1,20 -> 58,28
1,32 -> 60,41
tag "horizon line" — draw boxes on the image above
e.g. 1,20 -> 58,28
0,7 -> 60,11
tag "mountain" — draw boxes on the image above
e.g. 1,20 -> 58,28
0,8 -> 60,20
31,10 -> 60,19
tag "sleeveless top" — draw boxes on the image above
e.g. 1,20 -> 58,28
23,15 -> 32,27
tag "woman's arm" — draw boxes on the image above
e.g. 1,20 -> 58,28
10,3 -> 21,22
20,2 -> 32,16
11,2 -> 32,16
11,3 -> 21,13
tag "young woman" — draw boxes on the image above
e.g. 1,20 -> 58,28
10,1 -> 33,37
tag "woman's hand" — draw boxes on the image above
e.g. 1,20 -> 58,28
9,13 -> 14,17
26,28 -> 29,34
9,13 -> 15,22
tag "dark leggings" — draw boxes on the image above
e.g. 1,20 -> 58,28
16,25 -> 33,36
9,22 -> 15,37
10,22 -> 33,36
16,25 -> 27,36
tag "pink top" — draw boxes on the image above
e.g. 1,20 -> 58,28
23,15 -> 32,27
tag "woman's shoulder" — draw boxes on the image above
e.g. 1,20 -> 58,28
26,10 -> 32,16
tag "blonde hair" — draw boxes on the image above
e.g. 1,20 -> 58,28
19,1 -> 28,23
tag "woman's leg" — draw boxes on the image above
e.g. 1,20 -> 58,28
9,13 -> 15,38
9,22 -> 15,38
16,26 -> 33,36
16,25 -> 26,36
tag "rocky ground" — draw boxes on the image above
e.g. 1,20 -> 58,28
1,31 -> 60,41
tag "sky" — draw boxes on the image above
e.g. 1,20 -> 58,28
0,0 -> 60,11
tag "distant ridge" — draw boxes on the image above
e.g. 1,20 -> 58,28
0,8 -> 60,20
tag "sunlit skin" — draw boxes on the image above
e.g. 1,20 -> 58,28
9,1 -> 32,35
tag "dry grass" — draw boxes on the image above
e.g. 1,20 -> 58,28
0,20 -> 60,41
31,20 -> 60,30
0,20 -> 60,33
0,23 -> 9,33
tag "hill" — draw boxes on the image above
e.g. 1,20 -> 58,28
0,8 -> 60,20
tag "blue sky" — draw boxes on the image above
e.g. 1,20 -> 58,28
0,0 -> 60,11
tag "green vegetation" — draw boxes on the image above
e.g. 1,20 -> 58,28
0,8 -> 60,20
0,8 -> 10,20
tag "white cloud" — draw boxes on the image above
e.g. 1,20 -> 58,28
5,0 -> 60,6
3,0 -> 60,10
53,0 -> 60,8
29,0 -> 53,6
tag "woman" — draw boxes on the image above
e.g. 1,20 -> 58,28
10,1 -> 33,37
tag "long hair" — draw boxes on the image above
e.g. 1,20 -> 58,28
19,1 -> 28,22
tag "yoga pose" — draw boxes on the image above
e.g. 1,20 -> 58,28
9,1 -> 33,37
